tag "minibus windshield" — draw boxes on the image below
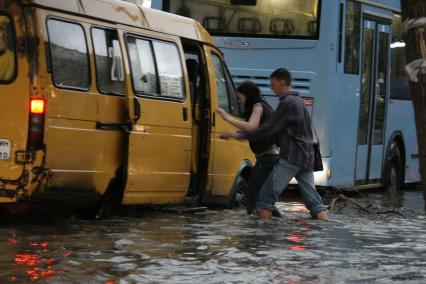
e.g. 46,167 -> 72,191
165,0 -> 321,39
0,15 -> 15,82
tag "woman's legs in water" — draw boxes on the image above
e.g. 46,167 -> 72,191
245,154 -> 279,214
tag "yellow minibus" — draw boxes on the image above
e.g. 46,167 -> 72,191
0,0 -> 253,215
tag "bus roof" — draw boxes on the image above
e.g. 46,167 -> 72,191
24,0 -> 215,44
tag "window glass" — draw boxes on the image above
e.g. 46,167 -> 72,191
358,28 -> 373,145
344,0 -> 361,74
127,37 -> 158,95
167,0 -> 320,38
373,32 -> 388,145
224,64 -> 241,116
92,28 -> 125,95
153,41 -> 185,99
0,15 -> 15,82
390,14 -> 411,100
47,19 -> 90,90
212,54 -> 230,111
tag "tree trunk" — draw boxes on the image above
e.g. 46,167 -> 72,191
401,0 -> 426,211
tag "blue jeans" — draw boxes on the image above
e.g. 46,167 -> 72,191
246,154 -> 280,214
257,159 -> 327,217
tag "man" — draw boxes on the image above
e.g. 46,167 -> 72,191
237,68 -> 329,220
0,17 -> 15,81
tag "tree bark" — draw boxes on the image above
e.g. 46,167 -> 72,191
401,0 -> 426,211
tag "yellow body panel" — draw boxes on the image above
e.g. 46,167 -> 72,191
0,7 -> 30,183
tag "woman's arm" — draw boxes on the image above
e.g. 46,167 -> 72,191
216,104 -> 263,132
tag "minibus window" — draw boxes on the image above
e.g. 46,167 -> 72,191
0,15 -> 15,83
92,28 -> 125,95
127,37 -> 158,95
47,19 -> 90,90
153,41 -> 185,99
224,65 -> 241,117
212,54 -> 231,112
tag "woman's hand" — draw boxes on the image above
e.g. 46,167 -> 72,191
215,108 -> 229,121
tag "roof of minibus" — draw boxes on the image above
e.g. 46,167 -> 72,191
25,0 -> 215,45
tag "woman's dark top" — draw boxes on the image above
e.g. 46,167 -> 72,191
248,101 -> 276,156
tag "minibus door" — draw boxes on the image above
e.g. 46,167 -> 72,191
355,19 -> 390,183
0,11 -> 30,183
121,32 -> 193,205
205,47 -> 249,197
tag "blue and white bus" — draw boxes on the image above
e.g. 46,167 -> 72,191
146,0 -> 420,191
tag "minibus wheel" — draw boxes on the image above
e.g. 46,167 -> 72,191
228,175 -> 248,209
384,144 -> 402,194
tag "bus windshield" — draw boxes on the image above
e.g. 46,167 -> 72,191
0,15 -> 15,82
165,0 -> 321,39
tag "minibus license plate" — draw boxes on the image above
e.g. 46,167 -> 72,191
0,139 -> 11,160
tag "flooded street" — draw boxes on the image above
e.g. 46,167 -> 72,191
1,188 -> 425,283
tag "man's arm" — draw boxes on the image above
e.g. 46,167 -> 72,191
237,101 -> 297,141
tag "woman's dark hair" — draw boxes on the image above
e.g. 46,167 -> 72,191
236,81 -> 263,120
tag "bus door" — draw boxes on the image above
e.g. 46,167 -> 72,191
355,19 -> 390,183
0,11 -> 29,185
120,31 -> 193,205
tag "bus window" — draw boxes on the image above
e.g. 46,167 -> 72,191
0,15 -> 15,83
47,19 -> 90,90
344,0 -> 361,74
166,0 -> 320,38
212,53 -> 240,116
153,41 -> 185,99
390,14 -> 411,100
127,37 -> 158,95
92,28 -> 125,95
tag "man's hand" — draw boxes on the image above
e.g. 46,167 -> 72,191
226,130 -> 248,140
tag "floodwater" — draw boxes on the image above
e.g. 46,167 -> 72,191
1,188 -> 425,283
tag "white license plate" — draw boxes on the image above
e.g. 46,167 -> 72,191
0,139 -> 11,160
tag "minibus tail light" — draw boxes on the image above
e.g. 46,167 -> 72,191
31,99 -> 45,114
28,99 -> 46,151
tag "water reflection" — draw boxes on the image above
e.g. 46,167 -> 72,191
0,189 -> 425,283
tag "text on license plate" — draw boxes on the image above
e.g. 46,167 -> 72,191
0,139 -> 11,160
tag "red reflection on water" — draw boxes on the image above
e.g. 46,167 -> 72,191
290,245 -> 305,251
30,242 -> 49,247
12,240 -> 69,281
26,268 -> 40,281
286,231 -> 308,251
287,234 -> 303,243
41,269 -> 57,277
15,254 -> 41,266
106,280 -> 117,284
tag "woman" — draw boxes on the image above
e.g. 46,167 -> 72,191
216,81 -> 280,215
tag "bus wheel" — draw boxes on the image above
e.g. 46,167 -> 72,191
228,176 -> 248,209
385,144 -> 402,194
